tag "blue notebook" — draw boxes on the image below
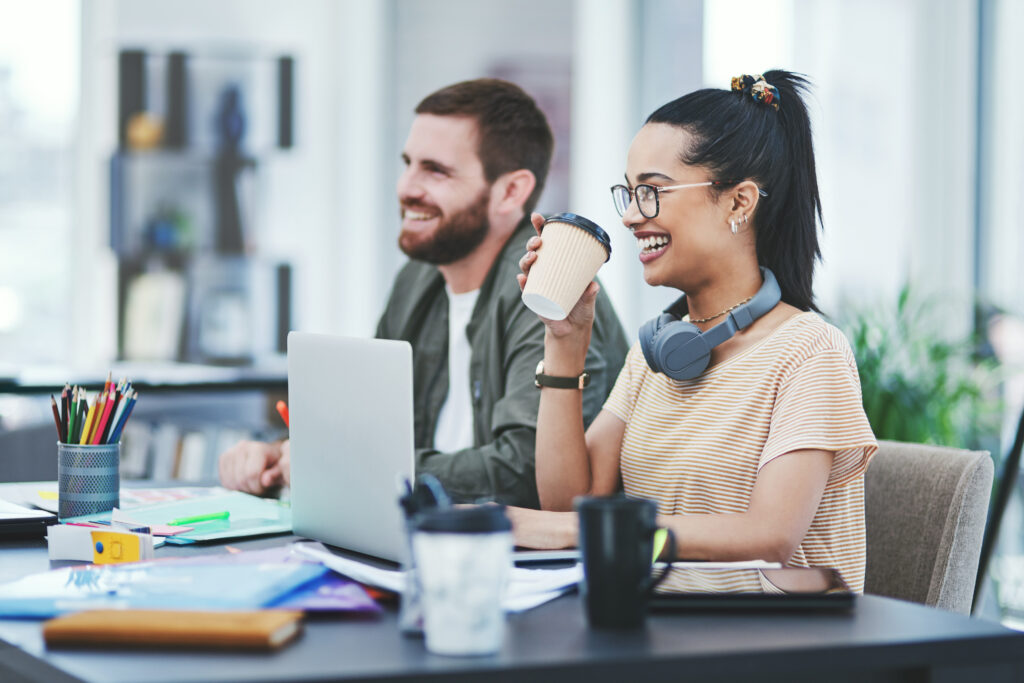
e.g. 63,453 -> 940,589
0,557 -> 326,618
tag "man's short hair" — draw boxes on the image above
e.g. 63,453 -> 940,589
416,78 -> 554,215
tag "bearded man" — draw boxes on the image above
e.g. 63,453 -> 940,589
219,79 -> 628,508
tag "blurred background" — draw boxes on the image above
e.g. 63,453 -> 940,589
0,0 -> 1022,625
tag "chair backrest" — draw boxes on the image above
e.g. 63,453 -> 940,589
864,440 -> 993,614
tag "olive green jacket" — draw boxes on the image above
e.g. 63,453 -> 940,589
375,219 -> 630,508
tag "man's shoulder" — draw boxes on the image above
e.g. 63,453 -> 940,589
377,259 -> 445,337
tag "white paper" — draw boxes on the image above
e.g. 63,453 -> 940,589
292,542 -> 582,612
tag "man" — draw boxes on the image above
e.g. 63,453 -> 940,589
219,78 -> 629,508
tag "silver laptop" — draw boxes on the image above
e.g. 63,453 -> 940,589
288,331 -> 579,565
289,333 -> 415,563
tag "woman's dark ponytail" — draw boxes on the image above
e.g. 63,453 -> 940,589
646,69 -> 822,312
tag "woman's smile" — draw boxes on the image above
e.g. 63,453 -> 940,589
634,230 -> 671,263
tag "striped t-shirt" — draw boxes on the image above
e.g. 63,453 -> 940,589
604,312 -> 877,592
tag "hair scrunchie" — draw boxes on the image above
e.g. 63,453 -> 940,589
730,74 -> 780,111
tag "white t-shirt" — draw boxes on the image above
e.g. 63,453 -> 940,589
433,286 -> 480,453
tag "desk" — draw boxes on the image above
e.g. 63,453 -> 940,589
1,534 -> 1023,683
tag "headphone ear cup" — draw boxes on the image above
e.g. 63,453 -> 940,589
639,312 -> 675,374
653,321 -> 711,380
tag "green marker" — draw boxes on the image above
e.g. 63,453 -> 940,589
168,510 -> 230,526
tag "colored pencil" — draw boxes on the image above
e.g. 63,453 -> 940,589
106,393 -> 130,445
100,380 -> 126,444
67,386 -> 79,445
91,387 -> 116,445
88,391 -> 106,444
61,384 -> 70,443
276,400 -> 290,428
74,392 -> 88,444
50,395 -> 64,443
108,391 -> 137,444
80,394 -> 99,445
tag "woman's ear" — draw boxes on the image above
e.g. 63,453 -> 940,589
729,179 -> 761,216
729,180 -> 762,221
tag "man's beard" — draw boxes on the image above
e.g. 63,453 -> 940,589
398,187 -> 490,265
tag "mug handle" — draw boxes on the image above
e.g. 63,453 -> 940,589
647,527 -> 676,593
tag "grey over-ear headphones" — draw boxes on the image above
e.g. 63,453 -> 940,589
639,268 -> 781,380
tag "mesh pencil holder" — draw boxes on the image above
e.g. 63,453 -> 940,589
57,442 -> 120,520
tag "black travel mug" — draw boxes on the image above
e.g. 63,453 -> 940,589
576,495 -> 675,629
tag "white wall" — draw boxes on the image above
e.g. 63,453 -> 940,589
77,0 -> 347,366
70,0 -> 1000,364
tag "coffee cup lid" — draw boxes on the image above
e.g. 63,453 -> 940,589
543,213 -> 612,261
414,505 -> 512,534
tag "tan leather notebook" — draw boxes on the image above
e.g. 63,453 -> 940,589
43,609 -> 303,650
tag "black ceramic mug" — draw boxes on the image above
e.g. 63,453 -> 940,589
575,495 -> 675,629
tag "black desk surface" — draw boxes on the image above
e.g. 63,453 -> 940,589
1,533 -> 1023,683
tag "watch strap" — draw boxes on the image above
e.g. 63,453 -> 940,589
535,361 -> 590,390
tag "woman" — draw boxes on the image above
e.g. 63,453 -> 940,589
513,70 -> 877,592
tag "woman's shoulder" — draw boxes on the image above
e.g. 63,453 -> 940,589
766,311 -> 859,371
766,311 -> 848,347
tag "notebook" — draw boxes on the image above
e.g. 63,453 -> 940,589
0,498 -> 56,537
287,332 -> 578,565
43,609 -> 304,650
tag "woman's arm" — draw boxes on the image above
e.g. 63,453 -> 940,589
519,213 -> 626,511
658,449 -> 834,563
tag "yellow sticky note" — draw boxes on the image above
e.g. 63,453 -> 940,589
37,491 -> 59,500
91,531 -> 141,564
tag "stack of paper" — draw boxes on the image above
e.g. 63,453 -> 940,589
292,542 -> 581,613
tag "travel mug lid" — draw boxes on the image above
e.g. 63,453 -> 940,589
414,506 -> 512,534
543,213 -> 612,261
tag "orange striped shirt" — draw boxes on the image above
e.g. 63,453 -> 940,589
604,312 -> 877,592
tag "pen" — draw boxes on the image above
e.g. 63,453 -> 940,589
168,511 -> 230,526
276,400 -> 290,428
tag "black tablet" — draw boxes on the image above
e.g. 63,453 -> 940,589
648,566 -> 855,611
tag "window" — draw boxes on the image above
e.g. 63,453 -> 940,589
0,1 -> 79,365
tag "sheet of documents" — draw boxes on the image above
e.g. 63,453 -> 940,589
62,490 -> 291,543
292,542 -> 582,613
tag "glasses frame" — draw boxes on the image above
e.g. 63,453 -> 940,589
610,180 -> 768,219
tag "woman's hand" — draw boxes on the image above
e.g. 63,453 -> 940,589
517,212 -> 600,348
505,506 -> 578,549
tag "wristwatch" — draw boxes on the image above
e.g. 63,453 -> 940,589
535,360 -> 590,389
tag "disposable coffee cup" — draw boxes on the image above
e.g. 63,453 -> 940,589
57,442 -> 120,520
412,506 -> 512,656
521,213 -> 611,320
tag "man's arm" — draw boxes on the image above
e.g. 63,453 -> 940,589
415,300 -> 621,509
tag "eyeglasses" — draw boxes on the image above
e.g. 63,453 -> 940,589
609,180 -> 767,219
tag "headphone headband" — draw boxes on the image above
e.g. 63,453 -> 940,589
639,268 -> 781,380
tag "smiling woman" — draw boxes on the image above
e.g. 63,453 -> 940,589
514,69 -> 878,594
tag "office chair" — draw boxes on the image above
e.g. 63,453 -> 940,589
863,440 -> 993,614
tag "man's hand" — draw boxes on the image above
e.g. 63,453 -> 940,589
218,440 -> 291,496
